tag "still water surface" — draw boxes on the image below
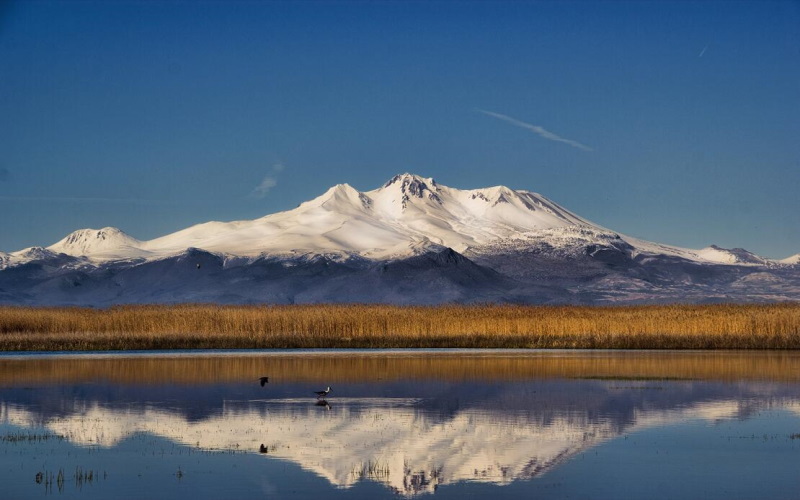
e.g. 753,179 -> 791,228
1,350 -> 799,499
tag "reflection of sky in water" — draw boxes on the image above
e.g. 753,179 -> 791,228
2,352 -> 800,498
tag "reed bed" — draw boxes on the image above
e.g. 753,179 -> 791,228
0,303 -> 798,351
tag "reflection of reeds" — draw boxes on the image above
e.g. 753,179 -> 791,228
0,303 -> 798,350
35,466 -> 101,493
1,432 -> 64,443
2,351 -> 800,384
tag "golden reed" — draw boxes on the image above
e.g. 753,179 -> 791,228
0,303 -> 798,351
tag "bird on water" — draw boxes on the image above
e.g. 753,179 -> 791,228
315,386 -> 331,399
259,377 -> 269,387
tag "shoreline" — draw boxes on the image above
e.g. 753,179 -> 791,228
3,349 -> 800,384
5,347 -> 798,358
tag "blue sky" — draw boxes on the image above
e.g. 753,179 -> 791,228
1,0 -> 798,258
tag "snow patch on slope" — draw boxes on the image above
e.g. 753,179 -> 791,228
695,245 -> 767,265
7,246 -> 61,264
623,238 -> 770,266
780,254 -> 800,265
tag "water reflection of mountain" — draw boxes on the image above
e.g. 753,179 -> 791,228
4,378 -> 800,495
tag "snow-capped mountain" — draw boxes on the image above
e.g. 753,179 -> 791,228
40,173 -> 595,262
1,173 -> 798,305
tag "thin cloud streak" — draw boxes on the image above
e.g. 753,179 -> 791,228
476,109 -> 593,152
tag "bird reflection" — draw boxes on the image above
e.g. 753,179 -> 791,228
315,399 -> 331,410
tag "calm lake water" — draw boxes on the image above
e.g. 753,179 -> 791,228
1,350 -> 800,499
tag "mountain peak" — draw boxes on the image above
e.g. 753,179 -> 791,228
49,227 -> 143,257
380,173 -> 442,208
383,173 -> 437,189
11,246 -> 57,260
303,182 -> 372,212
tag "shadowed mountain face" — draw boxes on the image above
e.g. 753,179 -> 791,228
0,248 -> 521,305
1,246 -> 796,305
3,352 -> 800,497
1,174 -> 798,305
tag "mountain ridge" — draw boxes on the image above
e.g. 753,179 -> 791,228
1,173 -> 798,305
5,173 -> 789,265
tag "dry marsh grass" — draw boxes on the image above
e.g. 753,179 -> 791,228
0,303 -> 798,351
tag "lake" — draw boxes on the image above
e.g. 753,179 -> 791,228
1,350 -> 800,499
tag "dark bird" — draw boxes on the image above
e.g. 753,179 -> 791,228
314,386 -> 331,399
196,263 -> 201,269
259,377 -> 269,387
259,444 -> 268,453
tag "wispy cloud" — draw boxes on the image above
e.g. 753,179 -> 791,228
476,109 -> 593,152
250,163 -> 285,198
698,44 -> 708,58
252,176 -> 278,198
